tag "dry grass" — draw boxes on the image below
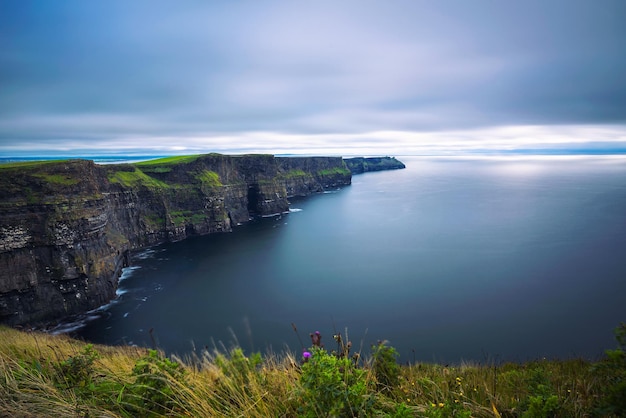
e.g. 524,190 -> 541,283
0,326 -> 619,417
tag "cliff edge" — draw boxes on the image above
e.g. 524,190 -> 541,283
0,154 -> 351,326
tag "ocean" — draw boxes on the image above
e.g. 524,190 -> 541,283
73,155 -> 626,363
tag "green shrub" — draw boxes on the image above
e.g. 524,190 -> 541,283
297,347 -> 375,417
523,394 -> 560,418
518,365 -> 562,417
593,322 -> 626,416
55,344 -> 99,389
371,340 -> 400,392
125,349 -> 186,414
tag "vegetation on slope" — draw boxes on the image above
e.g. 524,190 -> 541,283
0,160 -> 99,206
107,168 -> 170,189
0,324 -> 624,417
280,169 -> 311,179
317,167 -> 352,176
32,173 -> 81,186
194,170 -> 222,189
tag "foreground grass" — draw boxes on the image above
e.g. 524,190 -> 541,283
0,325 -> 623,417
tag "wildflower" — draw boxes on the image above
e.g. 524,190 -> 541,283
302,351 -> 312,362
431,403 -> 436,408
438,402 -> 444,408
310,331 -> 322,347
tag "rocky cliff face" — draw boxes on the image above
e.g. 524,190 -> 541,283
0,154 -> 351,327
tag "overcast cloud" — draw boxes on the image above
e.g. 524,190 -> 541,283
1,1 -> 625,156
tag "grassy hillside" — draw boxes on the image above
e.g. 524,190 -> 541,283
0,325 -> 624,417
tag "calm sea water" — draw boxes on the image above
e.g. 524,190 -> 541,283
74,156 -> 626,363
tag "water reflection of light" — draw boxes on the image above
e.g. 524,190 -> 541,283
415,154 -> 626,178
495,162 -> 546,177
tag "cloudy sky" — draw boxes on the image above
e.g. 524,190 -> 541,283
1,1 -> 625,157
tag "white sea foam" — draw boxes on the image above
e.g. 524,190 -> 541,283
135,248 -> 158,260
289,208 -> 303,213
116,266 -> 140,296
261,212 -> 283,218
49,312 -> 103,335
119,266 -> 140,282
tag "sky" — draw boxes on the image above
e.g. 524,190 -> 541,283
1,1 -> 626,157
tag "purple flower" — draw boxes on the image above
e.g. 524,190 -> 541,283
303,351 -> 312,359
310,331 -> 323,347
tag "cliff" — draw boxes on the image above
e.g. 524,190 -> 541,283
344,156 -> 406,174
0,154 -> 351,326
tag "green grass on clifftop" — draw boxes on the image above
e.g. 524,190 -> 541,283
135,155 -> 203,166
0,159 -> 69,169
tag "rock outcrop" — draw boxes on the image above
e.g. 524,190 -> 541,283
344,156 -> 406,174
0,154 -> 351,326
